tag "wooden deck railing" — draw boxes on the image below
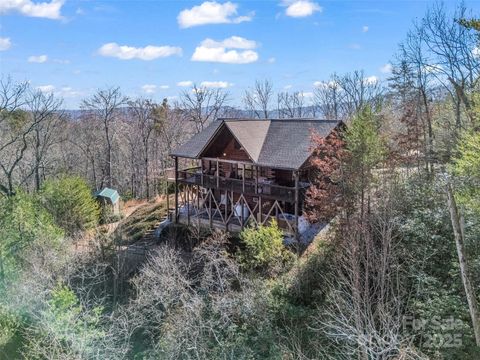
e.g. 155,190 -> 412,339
177,167 -> 308,203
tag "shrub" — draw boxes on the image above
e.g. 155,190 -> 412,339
22,284 -> 108,359
0,191 -> 63,282
238,220 -> 294,274
40,176 -> 100,235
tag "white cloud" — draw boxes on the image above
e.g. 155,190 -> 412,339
141,84 -> 157,94
159,85 -> 170,89
282,0 -> 321,18
349,43 -> 361,50
0,37 -> 11,51
362,25 -> 369,33
191,36 -> 259,64
268,57 -> 276,63
380,63 -> 392,74
28,54 -> 48,63
178,1 -> 253,28
200,81 -> 231,88
0,0 -> 64,20
284,84 -> 292,90
364,75 -> 378,85
472,46 -> 480,58
59,86 -> 82,98
301,91 -> 314,98
98,43 -> 182,61
313,80 -> 338,88
201,36 -> 257,49
36,85 -> 55,93
36,85 -> 82,97
177,81 -> 193,87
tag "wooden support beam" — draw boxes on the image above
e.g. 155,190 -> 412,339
294,170 -> 299,242
258,196 -> 262,225
216,159 -> 220,188
166,183 -> 169,220
197,185 -> 201,228
241,197 -> 245,230
242,163 -> 245,193
174,156 -> 178,223
209,191 -> 213,229
224,190 -> 228,229
187,185 -> 190,226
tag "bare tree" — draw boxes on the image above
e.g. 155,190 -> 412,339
314,74 -> 342,120
81,87 -> 128,188
339,70 -> 384,119
313,71 -> 383,121
27,90 -> 64,190
67,114 -> 104,190
315,186 -> 420,360
179,85 -> 229,134
0,78 -> 39,195
277,91 -> 307,118
419,2 -> 480,127
128,98 -> 156,199
243,79 -> 273,119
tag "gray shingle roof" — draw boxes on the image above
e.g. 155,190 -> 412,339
170,118 -> 341,170
170,120 -> 223,158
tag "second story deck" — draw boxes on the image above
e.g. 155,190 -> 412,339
177,161 -> 309,203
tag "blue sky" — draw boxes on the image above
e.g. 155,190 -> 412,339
1,0 -> 479,108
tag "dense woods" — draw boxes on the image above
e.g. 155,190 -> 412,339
1,2 -> 479,359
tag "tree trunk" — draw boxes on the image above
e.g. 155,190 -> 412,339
421,89 -> 434,175
145,154 -> 150,199
446,182 -> 480,346
34,128 -> 41,191
144,139 -> 150,199
105,119 -> 112,188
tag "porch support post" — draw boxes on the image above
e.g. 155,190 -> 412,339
241,197 -> 245,230
242,163 -> 245,193
187,185 -> 190,226
255,166 -> 258,193
166,178 -> 170,220
197,185 -> 200,227
224,190 -> 228,227
200,159 -> 204,186
258,196 -> 262,226
216,159 -> 220,188
209,191 -> 213,229
294,170 -> 299,242
174,156 -> 179,223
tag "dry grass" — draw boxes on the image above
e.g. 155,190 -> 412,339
113,201 -> 167,245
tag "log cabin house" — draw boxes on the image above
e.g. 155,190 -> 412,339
169,118 -> 342,241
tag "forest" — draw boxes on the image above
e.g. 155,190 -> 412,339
0,3 -> 480,359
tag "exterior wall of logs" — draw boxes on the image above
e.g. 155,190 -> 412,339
170,156 -> 307,240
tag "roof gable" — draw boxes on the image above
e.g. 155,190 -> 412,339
224,120 -> 271,162
170,118 -> 342,170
